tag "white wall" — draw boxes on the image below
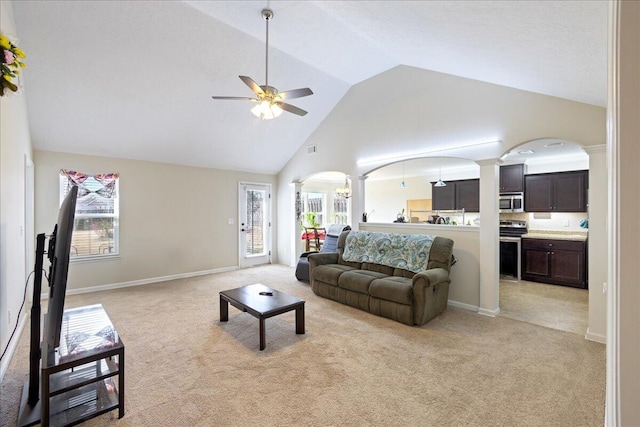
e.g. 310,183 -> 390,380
34,150 -> 277,291
0,0 -> 34,379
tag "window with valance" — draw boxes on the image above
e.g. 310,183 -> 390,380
59,169 -> 120,258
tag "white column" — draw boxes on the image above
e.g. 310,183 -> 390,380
584,145 -> 607,343
476,159 -> 500,316
353,175 -> 367,230
291,181 -> 303,266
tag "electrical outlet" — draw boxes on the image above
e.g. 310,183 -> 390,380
8,310 -> 11,325
563,219 -> 570,227
228,218 -> 234,225
603,282 -> 608,294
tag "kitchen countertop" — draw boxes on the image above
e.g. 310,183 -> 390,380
522,231 -> 588,241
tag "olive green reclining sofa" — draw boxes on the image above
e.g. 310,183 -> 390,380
308,230 -> 455,326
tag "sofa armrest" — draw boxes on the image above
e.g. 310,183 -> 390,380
308,252 -> 339,269
411,268 -> 452,325
298,251 -> 317,259
412,268 -> 450,287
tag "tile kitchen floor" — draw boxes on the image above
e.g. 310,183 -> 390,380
499,277 -> 589,336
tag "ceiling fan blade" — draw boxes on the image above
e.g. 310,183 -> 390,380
211,96 -> 256,100
239,76 -> 265,96
276,87 -> 313,100
277,102 -> 308,116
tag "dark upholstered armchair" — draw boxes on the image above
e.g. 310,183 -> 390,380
295,224 -> 351,282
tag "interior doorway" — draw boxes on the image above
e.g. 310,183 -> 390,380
497,139 -> 591,336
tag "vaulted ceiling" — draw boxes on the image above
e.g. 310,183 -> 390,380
12,1 -> 607,175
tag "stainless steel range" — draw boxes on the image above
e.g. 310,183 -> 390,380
499,220 -> 527,280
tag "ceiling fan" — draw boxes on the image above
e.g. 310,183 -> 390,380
212,8 -> 313,120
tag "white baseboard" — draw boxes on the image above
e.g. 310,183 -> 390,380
42,266 -> 238,298
585,328 -> 606,344
449,300 -> 502,317
478,307 -> 501,317
0,313 -> 29,383
448,300 -> 479,312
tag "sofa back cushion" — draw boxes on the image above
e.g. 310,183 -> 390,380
427,236 -> 455,272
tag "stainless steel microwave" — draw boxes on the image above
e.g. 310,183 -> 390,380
499,193 -> 524,213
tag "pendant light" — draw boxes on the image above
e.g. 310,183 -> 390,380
336,176 -> 351,199
434,166 -> 447,187
400,161 -> 407,188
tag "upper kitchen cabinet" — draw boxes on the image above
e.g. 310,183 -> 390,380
524,170 -> 588,212
432,179 -> 480,212
431,182 -> 456,210
455,179 -> 480,212
500,164 -> 525,193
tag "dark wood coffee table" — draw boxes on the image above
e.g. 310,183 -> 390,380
219,284 -> 305,350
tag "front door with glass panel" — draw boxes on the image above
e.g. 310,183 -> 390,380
239,183 -> 271,268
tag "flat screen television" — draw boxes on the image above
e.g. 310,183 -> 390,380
44,184 -> 78,348
18,184 -> 78,426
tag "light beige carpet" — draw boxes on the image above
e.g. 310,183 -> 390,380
1,264 -> 605,426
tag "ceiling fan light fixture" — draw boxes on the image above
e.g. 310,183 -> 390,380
251,100 -> 283,120
211,8 -> 313,118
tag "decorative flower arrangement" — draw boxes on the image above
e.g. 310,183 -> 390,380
1,33 -> 26,96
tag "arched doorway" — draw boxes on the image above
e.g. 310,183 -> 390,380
497,138 -> 594,336
296,171 -> 351,255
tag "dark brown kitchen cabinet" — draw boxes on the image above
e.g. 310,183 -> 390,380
500,164 -> 525,193
524,170 -> 588,212
431,179 -> 479,212
431,182 -> 456,210
455,179 -> 480,212
521,238 -> 587,288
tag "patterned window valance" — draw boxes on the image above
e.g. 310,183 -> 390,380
61,169 -> 120,199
